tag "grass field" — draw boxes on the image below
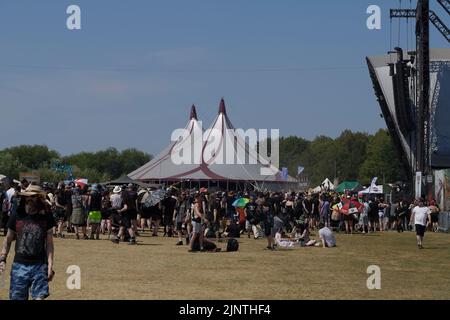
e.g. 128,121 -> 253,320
0,230 -> 449,300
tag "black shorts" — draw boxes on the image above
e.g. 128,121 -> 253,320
141,207 -> 152,219
101,208 -> 114,220
54,208 -> 66,221
110,213 -> 121,227
127,208 -> 138,220
369,214 -> 378,224
416,224 -> 426,237
163,214 -> 174,226
65,207 -> 72,221
176,222 -> 186,231
120,213 -> 132,229
344,214 -> 355,222
150,207 -> 162,220
431,213 -> 439,223
264,223 -> 273,237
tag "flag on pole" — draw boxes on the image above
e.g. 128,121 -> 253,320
369,177 -> 378,193
282,168 -> 289,180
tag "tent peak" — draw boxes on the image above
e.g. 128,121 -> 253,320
218,98 -> 227,115
190,104 -> 198,120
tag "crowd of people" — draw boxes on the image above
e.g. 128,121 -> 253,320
0,178 -> 443,249
0,175 -> 445,300
0,178 -> 342,251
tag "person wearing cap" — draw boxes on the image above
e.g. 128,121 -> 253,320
410,198 -> 432,249
110,187 -> 137,245
0,185 -> 56,300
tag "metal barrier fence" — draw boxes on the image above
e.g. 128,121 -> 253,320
439,212 -> 450,233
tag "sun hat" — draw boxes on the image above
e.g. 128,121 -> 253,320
113,186 -> 122,194
18,185 -> 47,197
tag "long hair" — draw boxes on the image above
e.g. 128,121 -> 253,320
17,196 -> 47,215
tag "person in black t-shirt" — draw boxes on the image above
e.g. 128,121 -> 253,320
244,197 -> 258,239
302,195 -> 313,228
368,198 -> 380,232
125,184 -> 139,235
262,202 -> 275,251
88,185 -> 102,240
0,185 -> 56,300
162,193 -> 177,237
64,184 -> 73,233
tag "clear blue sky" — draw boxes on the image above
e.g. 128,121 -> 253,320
0,0 -> 448,156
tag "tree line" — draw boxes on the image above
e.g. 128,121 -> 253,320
0,146 -> 152,183
278,129 -> 407,186
0,128 -> 407,186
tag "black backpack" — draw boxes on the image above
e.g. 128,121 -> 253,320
226,238 -> 239,252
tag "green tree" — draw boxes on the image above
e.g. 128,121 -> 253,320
2,145 -> 60,169
334,130 -> 369,181
279,136 -> 310,178
119,148 -> 152,176
359,129 -> 407,184
0,151 -> 26,178
299,136 -> 337,186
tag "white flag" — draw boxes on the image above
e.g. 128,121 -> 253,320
369,177 -> 378,193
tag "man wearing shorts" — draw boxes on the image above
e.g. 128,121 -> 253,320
410,198 -> 432,249
189,194 -> 204,252
0,185 -> 55,300
368,198 -> 379,232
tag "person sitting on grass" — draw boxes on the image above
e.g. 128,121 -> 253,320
294,223 -> 310,247
222,218 -> 240,238
274,229 -> 301,249
305,222 -> 336,248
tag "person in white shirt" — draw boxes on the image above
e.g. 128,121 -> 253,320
410,198 -> 432,249
318,222 -> 336,248
274,229 -> 301,249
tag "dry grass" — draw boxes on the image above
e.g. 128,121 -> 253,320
0,230 -> 449,300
